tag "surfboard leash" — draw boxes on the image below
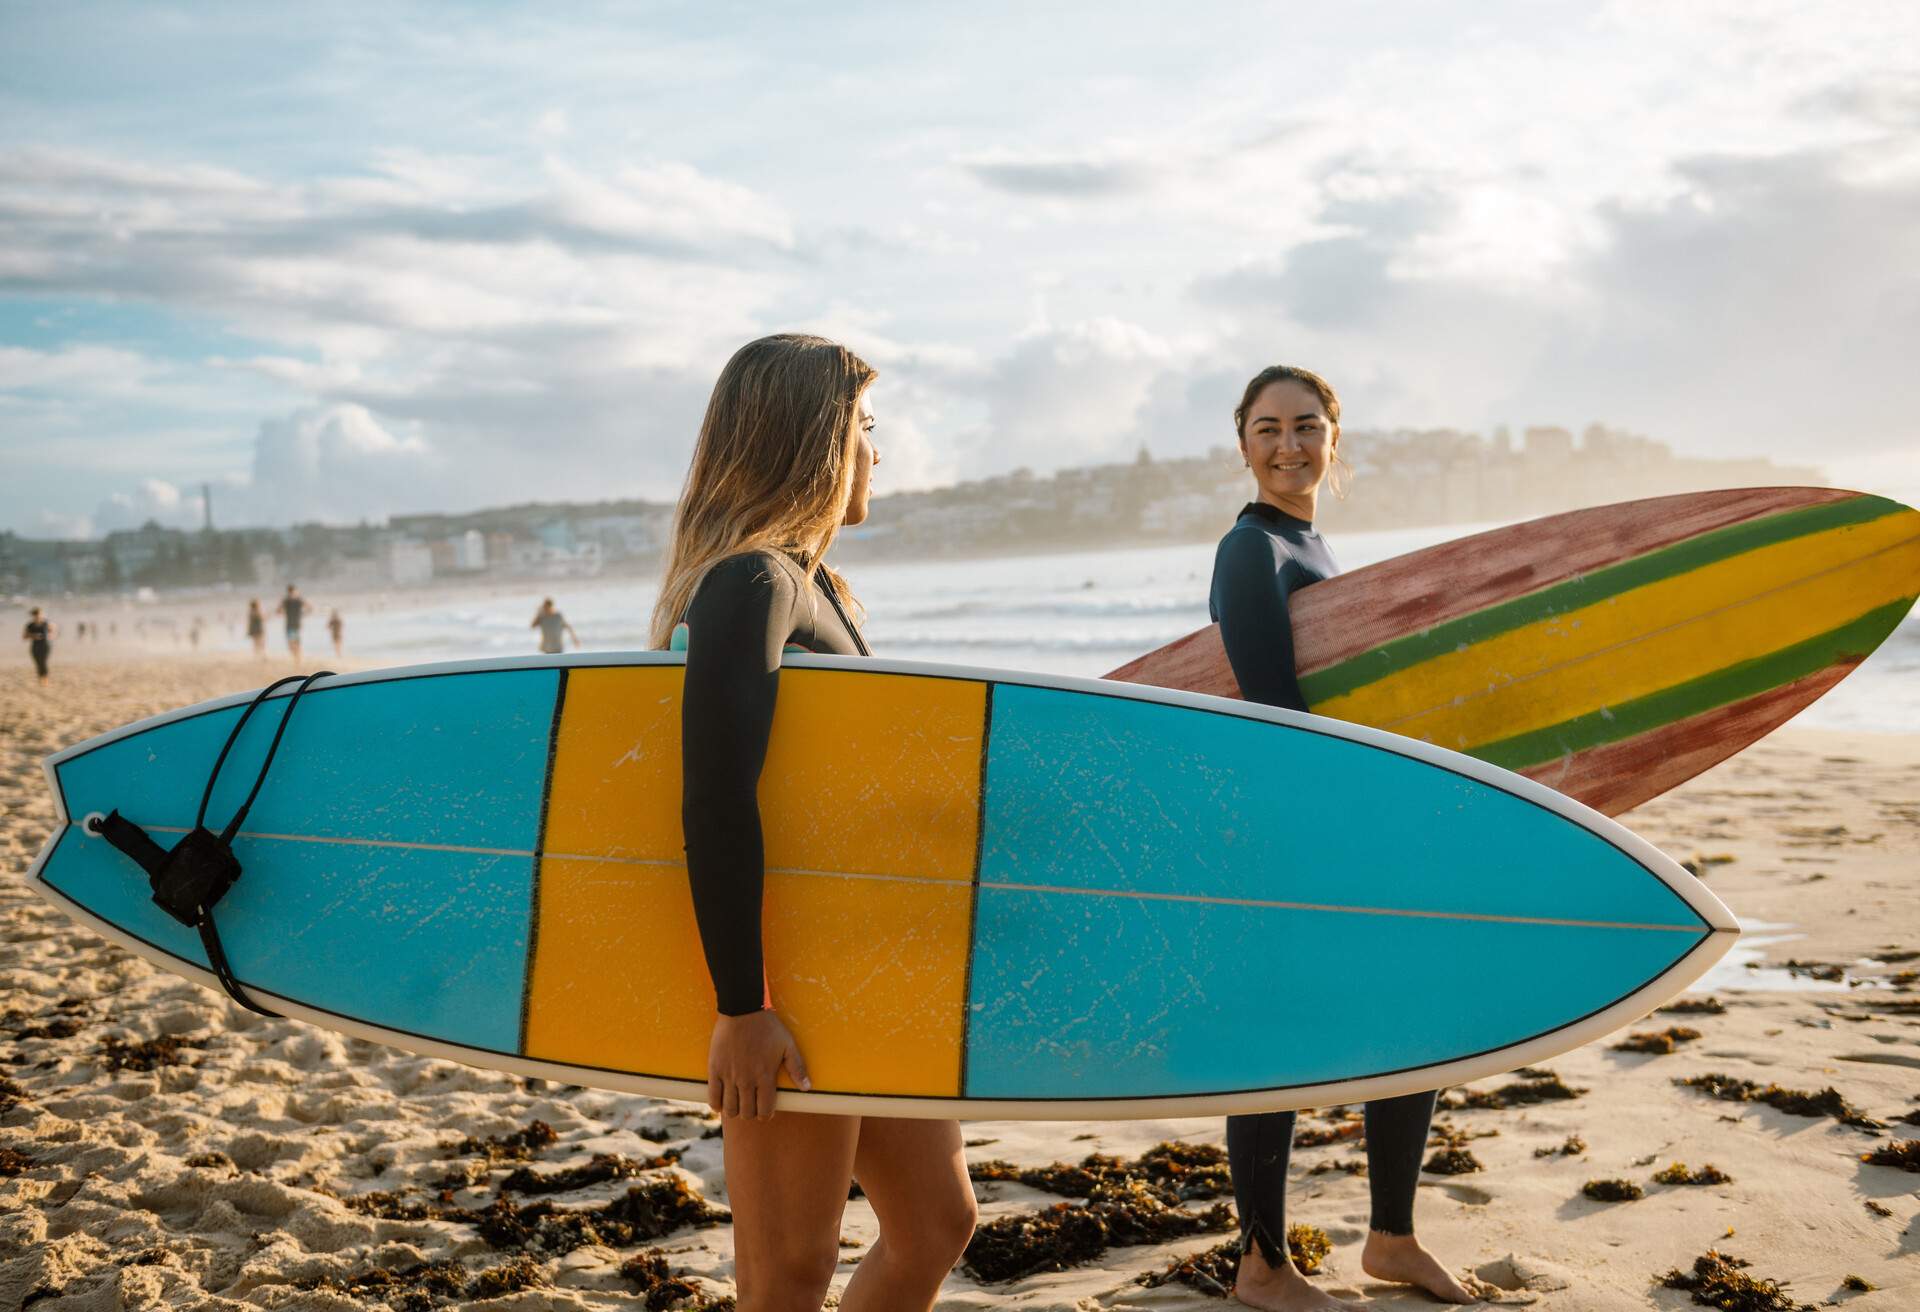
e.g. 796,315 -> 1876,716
88,670 -> 335,1019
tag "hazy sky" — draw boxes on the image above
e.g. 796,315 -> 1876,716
3,1 -> 1917,538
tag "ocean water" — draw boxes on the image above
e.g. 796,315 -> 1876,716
322,523 -> 1919,735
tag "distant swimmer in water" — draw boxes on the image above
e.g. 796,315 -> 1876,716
22,606 -> 56,684
246,599 -> 267,659
530,598 -> 580,654
327,609 -> 345,659
274,584 -> 308,662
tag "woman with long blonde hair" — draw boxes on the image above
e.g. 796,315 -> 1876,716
651,334 -> 977,1311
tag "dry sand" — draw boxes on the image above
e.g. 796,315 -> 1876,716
2,657 -> 1916,1311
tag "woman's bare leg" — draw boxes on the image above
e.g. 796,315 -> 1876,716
839,1117 -> 977,1312
722,1110 -> 862,1312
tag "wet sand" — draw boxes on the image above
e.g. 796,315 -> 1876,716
3,658 -> 1916,1310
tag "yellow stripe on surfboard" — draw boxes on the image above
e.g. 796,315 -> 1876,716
523,666 -> 987,1096
1313,510 -> 1920,753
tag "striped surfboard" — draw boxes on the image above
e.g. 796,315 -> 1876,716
29,657 -> 1734,1118
1106,488 -> 1920,815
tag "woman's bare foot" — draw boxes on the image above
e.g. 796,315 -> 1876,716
1360,1230 -> 1479,1303
1235,1242 -> 1363,1311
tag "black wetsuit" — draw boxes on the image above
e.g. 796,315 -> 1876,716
24,620 -> 51,677
679,550 -> 868,1017
1209,501 -> 1438,1259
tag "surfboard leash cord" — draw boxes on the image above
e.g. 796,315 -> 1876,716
87,669 -> 336,1018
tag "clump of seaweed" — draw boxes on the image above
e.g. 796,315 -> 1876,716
1423,1148 -> 1483,1176
443,1119 -> 558,1163
1307,1158 -> 1367,1176
100,1035 -> 203,1072
474,1178 -> 730,1253
1438,1070 -> 1586,1111
1613,1026 -> 1702,1055
1534,1135 -> 1586,1158
1674,1074 -> 1886,1129
1864,1200 -> 1893,1217
1859,1140 -> 1920,1172
185,1151 -> 232,1171
1652,1162 -> 1732,1186
498,1151 -> 678,1195
1841,1274 -> 1876,1291
336,1175 -> 728,1254
969,1142 -> 1232,1203
1294,1117 -> 1365,1148
1775,959 -> 1845,982
963,1182 -> 1233,1283
1429,1121 -> 1498,1148
1137,1224 -> 1332,1297
1661,996 -> 1727,1015
619,1250 -> 728,1310
465,1256 -> 547,1298
295,1260 -> 469,1311
0,1146 -> 30,1177
1657,1249 -> 1811,1311
1582,1178 -> 1642,1202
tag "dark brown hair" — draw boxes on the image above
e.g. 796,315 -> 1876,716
1234,364 -> 1341,438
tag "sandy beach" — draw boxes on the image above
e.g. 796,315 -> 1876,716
2,656 -> 1915,1311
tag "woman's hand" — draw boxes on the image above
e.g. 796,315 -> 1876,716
707,1010 -> 811,1121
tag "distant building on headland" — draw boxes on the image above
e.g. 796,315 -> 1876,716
0,424 -> 1824,595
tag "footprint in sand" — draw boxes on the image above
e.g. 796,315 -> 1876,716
1420,1180 -> 1493,1205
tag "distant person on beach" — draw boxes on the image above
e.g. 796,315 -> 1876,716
22,607 -> 55,684
1209,365 -> 1475,1308
246,600 -> 267,658
327,609 -> 345,659
274,585 -> 308,661
530,598 -> 579,654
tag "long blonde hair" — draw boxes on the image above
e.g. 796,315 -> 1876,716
649,334 -> 875,648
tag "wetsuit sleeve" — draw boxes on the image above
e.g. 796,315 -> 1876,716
1213,528 -> 1311,712
679,553 -> 800,1016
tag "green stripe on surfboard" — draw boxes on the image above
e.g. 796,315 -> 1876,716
1464,597 -> 1915,772
1300,494 -> 1904,707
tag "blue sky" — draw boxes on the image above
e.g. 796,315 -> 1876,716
3,1 -> 1917,537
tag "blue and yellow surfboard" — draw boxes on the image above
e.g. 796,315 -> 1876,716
27,655 -> 1734,1118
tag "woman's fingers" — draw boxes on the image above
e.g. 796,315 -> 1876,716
783,1037 -> 812,1092
755,1071 -> 778,1121
723,1077 -> 742,1120
706,1075 -> 724,1115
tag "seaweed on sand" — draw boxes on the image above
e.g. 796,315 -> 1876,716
1423,1148 -> 1483,1175
497,1150 -> 679,1195
100,1035 -> 203,1072
1660,996 -> 1727,1015
1674,1074 -> 1887,1129
1652,1162 -> 1732,1185
969,1141 -> 1232,1203
1534,1135 -> 1586,1158
0,1146 -> 30,1176
442,1119 -> 558,1162
1438,1070 -> 1586,1110
962,1180 -> 1233,1283
1294,1120 -> 1366,1148
1582,1178 -> 1642,1202
1138,1226 -> 1332,1297
1859,1139 -> 1920,1172
619,1250 -> 730,1310
1612,1026 -> 1702,1054
1656,1249 -> 1812,1311
338,1176 -> 729,1254
295,1260 -> 469,1311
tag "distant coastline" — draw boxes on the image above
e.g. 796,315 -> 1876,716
1,422 -> 1822,598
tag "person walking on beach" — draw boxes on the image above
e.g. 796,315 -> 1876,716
22,607 -> 55,684
530,598 -> 579,654
1210,366 -> 1477,1309
246,599 -> 267,658
274,585 -> 308,662
327,609 -> 345,659
651,334 -> 972,1311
